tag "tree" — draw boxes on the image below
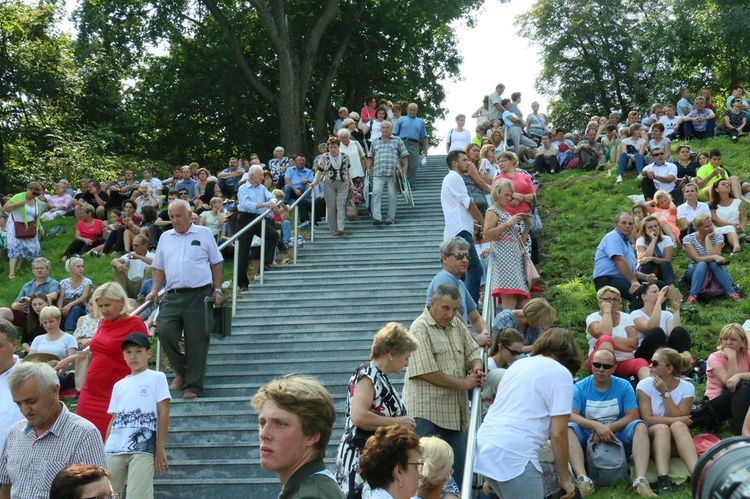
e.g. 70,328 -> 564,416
74,0 -> 483,160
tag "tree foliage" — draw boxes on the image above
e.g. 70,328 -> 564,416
518,0 -> 750,130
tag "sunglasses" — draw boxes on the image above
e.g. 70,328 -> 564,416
592,362 -> 614,370
649,359 -> 661,367
451,252 -> 470,260
652,152 -> 664,157
504,346 -> 523,357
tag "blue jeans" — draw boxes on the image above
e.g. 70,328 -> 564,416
682,261 -> 736,296
415,417 -> 467,490
457,230 -> 483,304
617,152 -> 644,175
569,419 -> 645,456
280,220 -> 291,244
63,304 -> 87,331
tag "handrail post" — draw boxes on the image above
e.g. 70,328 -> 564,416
259,217 -> 266,285
310,191 -> 316,242
232,236 -> 239,316
462,254 -> 495,499
293,206 -> 299,264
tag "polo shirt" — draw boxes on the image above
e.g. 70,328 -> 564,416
642,161 -> 678,193
174,178 -> 198,198
151,223 -> 223,291
0,403 -> 106,498
15,277 -> 60,313
441,170 -> 474,240
592,229 -> 636,280
403,308 -> 481,431
219,168 -> 245,189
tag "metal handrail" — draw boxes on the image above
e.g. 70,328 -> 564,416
461,253 -> 494,499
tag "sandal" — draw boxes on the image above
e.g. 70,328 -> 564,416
8,274 -> 15,280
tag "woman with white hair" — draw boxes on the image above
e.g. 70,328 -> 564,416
267,146 -> 290,189
414,436 -> 460,499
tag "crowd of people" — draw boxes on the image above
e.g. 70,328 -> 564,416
2,82 -> 750,499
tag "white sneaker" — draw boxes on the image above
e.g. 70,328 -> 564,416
576,476 -> 595,497
616,175 -> 623,183
633,477 -> 657,497
636,174 -> 643,180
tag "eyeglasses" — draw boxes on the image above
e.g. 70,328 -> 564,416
450,252 -> 470,260
599,297 -> 620,303
504,346 -> 523,357
407,461 -> 424,473
592,362 -> 615,370
82,494 -> 119,499
652,152 -> 664,157
649,359 -> 661,367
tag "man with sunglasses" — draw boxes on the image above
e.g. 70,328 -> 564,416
426,237 -> 491,347
567,348 -> 655,497
641,147 -> 677,201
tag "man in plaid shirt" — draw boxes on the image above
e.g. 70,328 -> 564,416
366,120 -> 408,226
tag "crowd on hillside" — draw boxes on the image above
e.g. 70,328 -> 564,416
2,83 -> 750,499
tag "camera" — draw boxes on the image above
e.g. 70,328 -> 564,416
692,436 -> 750,498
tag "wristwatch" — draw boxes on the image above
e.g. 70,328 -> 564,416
662,391 -> 671,399
213,288 -> 222,293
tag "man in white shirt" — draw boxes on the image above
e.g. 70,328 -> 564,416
641,147 -> 677,201
658,105 -> 680,140
140,168 -> 163,196
110,235 -> 154,299
441,150 -> 484,304
0,320 -> 23,448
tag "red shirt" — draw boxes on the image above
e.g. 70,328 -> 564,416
76,218 -> 104,240
493,172 -> 536,216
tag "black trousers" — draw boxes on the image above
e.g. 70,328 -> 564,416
710,383 -> 750,435
634,326 -> 691,364
236,212 -> 279,288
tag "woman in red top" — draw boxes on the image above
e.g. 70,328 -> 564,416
360,96 -> 377,123
493,151 -> 536,255
76,282 -> 148,438
62,204 -> 107,261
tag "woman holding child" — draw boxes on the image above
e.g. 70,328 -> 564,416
75,282 -> 148,438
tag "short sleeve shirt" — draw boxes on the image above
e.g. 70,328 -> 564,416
677,201 -> 709,224
151,223 -> 223,290
593,229 -> 636,280
573,375 -> 638,424
636,377 -> 694,417
369,136 -> 408,177
403,309 -> 481,430
425,270 -> 477,323
683,231 -> 723,258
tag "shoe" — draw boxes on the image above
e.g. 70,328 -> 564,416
530,284 -> 544,293
182,390 -> 199,400
336,229 -> 345,235
636,174 -> 643,180
633,478 -> 657,497
576,476 -> 595,497
299,221 -> 311,228
686,295 -> 697,304
253,274 -> 261,281
656,475 -> 672,495
90,251 -> 101,258
732,135 -> 739,143
170,375 -> 185,390
385,220 -> 394,226
730,292 -> 741,302
550,168 -> 555,174
373,219 -> 383,226
742,193 -> 750,204
616,175 -> 623,183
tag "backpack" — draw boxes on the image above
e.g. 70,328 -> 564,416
690,396 -> 722,432
585,437 -> 629,485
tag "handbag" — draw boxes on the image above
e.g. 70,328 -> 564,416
348,427 -> 375,451
14,221 -> 36,239
74,348 -> 92,391
345,200 -> 358,221
530,201 -> 543,236
523,252 -> 539,288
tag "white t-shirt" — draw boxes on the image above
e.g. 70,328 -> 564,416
105,369 -> 171,456
475,356 -> 573,482
636,377 -> 694,417
677,201 -> 710,225
630,309 -> 674,344
140,178 -> 163,193
642,162 -> 678,193
30,333 -> 77,360
441,170 -> 474,240
446,128 -> 472,152
659,116 -> 680,138
0,358 -> 24,448
585,312 -> 636,362
119,251 -> 155,280
635,236 -> 676,262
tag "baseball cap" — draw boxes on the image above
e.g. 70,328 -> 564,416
120,333 -> 151,350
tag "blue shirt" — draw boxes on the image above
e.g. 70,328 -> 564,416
284,167 -> 314,190
219,168 -> 245,188
592,229 -> 636,280
16,277 -> 60,312
677,97 -> 693,117
174,178 -> 198,198
393,116 -> 427,141
573,375 -> 638,424
237,183 -> 274,214
425,270 -> 476,323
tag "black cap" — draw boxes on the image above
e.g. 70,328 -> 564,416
120,333 -> 151,350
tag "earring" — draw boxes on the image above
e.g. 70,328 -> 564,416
398,481 -> 402,488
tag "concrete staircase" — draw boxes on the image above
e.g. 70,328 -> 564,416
154,155 -> 449,498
